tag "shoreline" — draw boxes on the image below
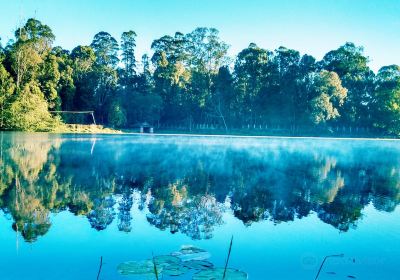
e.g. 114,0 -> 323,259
3,129 -> 398,141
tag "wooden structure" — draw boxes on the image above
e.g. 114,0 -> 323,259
139,122 -> 154,133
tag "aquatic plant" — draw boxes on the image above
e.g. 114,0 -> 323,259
117,245 -> 248,279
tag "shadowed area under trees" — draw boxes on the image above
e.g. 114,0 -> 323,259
1,19 -> 400,136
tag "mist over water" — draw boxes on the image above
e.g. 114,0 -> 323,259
0,132 -> 399,279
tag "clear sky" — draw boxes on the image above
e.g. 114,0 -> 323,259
0,0 -> 399,72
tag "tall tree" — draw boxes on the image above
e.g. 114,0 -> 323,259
234,43 -> 270,124
120,30 -> 137,80
70,45 -> 97,111
309,70 -> 347,125
90,32 -> 119,123
321,42 -> 374,126
90,32 -> 119,68
212,66 -> 234,130
373,65 -> 400,135
185,28 -> 229,125
151,32 -> 190,123
0,62 -> 15,128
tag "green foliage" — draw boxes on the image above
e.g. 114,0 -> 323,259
0,18 -> 398,136
108,101 -> 127,128
0,63 -> 15,129
321,42 -> 374,125
310,71 -> 348,124
91,31 -> 119,68
121,30 -> 137,79
373,65 -> 400,135
8,82 -> 60,131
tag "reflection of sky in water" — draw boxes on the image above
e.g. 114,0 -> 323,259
0,132 -> 399,279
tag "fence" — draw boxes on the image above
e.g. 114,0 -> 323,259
156,122 -> 378,136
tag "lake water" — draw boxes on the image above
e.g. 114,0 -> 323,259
0,132 -> 399,280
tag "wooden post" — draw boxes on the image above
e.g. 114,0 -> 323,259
91,112 -> 96,125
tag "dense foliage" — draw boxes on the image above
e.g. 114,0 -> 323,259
1,19 -> 400,135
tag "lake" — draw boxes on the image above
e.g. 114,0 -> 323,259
0,132 -> 399,279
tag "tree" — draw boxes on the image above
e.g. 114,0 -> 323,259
121,31 -> 137,81
38,52 -> 61,109
108,101 -> 127,128
185,28 -> 229,125
269,47 -> 302,126
0,62 -> 15,128
211,66 -> 234,130
90,32 -> 119,123
8,82 -> 60,131
90,32 -> 119,68
151,32 -> 190,123
70,45 -> 97,111
373,65 -> 400,135
321,42 -> 374,125
13,18 -> 55,91
52,47 -> 75,111
234,43 -> 270,124
309,70 -> 347,124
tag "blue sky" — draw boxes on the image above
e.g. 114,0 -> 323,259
1,0 -> 399,72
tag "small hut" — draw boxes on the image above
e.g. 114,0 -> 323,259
139,122 -> 154,133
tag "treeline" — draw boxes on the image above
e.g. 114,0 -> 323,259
0,18 -> 400,135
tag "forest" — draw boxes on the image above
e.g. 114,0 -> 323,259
0,18 -> 400,136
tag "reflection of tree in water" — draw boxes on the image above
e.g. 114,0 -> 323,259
0,134 -> 60,242
0,134 -> 399,242
116,184 -> 134,232
146,181 -> 224,239
88,196 -> 116,230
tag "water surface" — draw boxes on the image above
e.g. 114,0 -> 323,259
0,132 -> 399,279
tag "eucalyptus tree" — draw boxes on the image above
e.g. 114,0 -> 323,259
120,30 -> 137,82
212,66 -> 234,130
90,32 -> 119,123
234,43 -> 270,124
373,65 -> 400,135
320,42 -> 375,126
294,54 -> 317,126
12,18 -> 55,91
91,31 -> 119,68
151,32 -> 190,122
51,47 -> 75,111
70,45 -> 97,111
3,18 -> 60,130
309,70 -> 347,125
185,27 -> 229,125
0,62 -> 15,129
124,54 -> 162,126
269,47 -> 302,125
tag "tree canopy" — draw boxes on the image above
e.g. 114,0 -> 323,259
0,18 -> 399,136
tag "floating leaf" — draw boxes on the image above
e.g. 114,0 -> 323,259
172,245 -> 211,261
184,260 -> 214,270
193,268 -> 248,280
154,255 -> 189,276
163,263 -> 190,276
117,260 -> 159,276
154,255 -> 181,266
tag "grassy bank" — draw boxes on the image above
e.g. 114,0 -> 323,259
54,124 -> 122,134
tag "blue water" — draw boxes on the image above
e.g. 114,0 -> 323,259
0,132 -> 399,279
